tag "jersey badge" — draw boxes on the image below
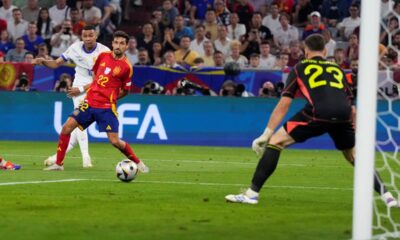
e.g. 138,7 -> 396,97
104,67 -> 111,75
113,66 -> 121,76
100,62 -> 106,67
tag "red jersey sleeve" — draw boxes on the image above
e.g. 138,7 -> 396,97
122,58 -> 133,91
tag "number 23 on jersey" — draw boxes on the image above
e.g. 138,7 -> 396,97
304,64 -> 344,89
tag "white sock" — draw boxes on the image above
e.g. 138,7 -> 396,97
76,129 -> 91,162
245,188 -> 259,198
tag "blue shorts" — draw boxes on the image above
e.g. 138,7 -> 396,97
70,103 -> 119,132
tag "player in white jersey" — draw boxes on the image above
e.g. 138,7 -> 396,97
33,25 -> 110,168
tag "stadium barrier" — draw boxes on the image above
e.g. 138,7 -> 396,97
0,91 -> 397,150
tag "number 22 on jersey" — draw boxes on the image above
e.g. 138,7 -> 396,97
97,74 -> 109,87
304,64 -> 344,89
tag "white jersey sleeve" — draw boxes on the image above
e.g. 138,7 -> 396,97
61,41 -> 110,87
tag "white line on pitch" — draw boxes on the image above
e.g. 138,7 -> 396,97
0,179 -> 89,186
0,178 -> 352,191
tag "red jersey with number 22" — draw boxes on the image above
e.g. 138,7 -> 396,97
86,51 -> 133,109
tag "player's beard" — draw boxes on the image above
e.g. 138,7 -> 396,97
113,49 -> 123,58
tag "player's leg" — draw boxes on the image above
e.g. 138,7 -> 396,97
330,123 -> 398,207
341,148 -> 398,207
73,95 -> 92,168
226,112 -> 325,204
44,130 -> 78,166
45,104 -> 94,170
0,156 -> 21,170
106,132 -> 149,173
97,108 -> 149,173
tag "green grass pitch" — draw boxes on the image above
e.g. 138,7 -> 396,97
0,140 -> 393,240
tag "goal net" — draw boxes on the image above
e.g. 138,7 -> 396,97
372,2 -> 400,239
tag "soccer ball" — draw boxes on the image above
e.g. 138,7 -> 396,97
116,159 -> 138,182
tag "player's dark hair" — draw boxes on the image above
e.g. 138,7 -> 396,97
83,25 -> 96,31
113,30 -> 130,44
304,34 -> 326,52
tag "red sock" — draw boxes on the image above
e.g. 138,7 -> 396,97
56,133 -> 71,165
121,142 -> 140,163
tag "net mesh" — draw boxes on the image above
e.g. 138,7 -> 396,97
372,3 -> 400,239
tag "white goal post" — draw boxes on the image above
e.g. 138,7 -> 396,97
352,0 -> 381,239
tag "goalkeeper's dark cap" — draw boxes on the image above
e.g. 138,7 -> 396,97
305,34 -> 326,52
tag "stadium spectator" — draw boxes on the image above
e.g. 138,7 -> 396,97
175,35 -> 199,66
271,52 -> 289,71
93,0 -> 114,37
292,0 -> 314,27
273,12 -> 299,49
37,8 -> 56,48
302,11 -> 325,39
213,50 -> 225,67
0,156 -> 21,170
322,28 -> 336,57
346,33 -> 359,61
258,81 -> 277,97
225,40 -> 248,68
202,40 -> 215,66
381,0 -> 394,18
36,42 -> 52,59
21,0 -> 40,23
334,47 -> 349,69
22,22 -> 44,54
8,8 -> 29,42
337,4 -> 360,41
0,0 -> 17,22
151,41 -> 163,65
204,8 -> 218,41
259,41 -> 276,69
274,0 -> 295,14
14,72 -> 30,91
288,40 -> 303,67
53,73 -> 72,92
262,2 -> 281,34
190,0 -> 213,21
149,10 -> 162,40
0,30 -> 15,54
5,37 -> 27,62
248,53 -> 261,68
181,0 -> 195,26
173,15 -> 194,41
392,32 -> 400,50
214,24 -> 231,57
214,0 -> 230,26
248,12 -> 273,42
160,0 -> 179,28
0,51 -> 4,62
227,12 -> 246,41
190,24 -> 207,56
162,26 -> 179,52
137,23 -> 158,58
0,16 -> 6,33
23,51 -> 34,63
192,56 -> 205,68
380,16 -> 399,46
320,0 -> 352,27
233,0 -> 255,26
241,28 -> 262,59
69,7 -> 85,36
81,0 -> 102,33
161,50 -> 183,68
49,0 -> 71,31
50,20 -> 79,57
134,48 -> 152,66
219,79 -> 237,96
125,36 -> 138,65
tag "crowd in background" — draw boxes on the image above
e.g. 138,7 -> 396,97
0,0 -> 399,97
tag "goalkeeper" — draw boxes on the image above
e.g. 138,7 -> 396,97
225,34 -> 398,208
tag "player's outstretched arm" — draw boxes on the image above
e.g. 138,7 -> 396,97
32,57 -> 65,69
252,96 -> 293,155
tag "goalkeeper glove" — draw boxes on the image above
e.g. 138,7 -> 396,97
252,127 -> 273,156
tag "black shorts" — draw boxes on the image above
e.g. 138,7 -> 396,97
283,111 -> 355,150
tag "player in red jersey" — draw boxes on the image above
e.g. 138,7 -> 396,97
44,30 -> 149,172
